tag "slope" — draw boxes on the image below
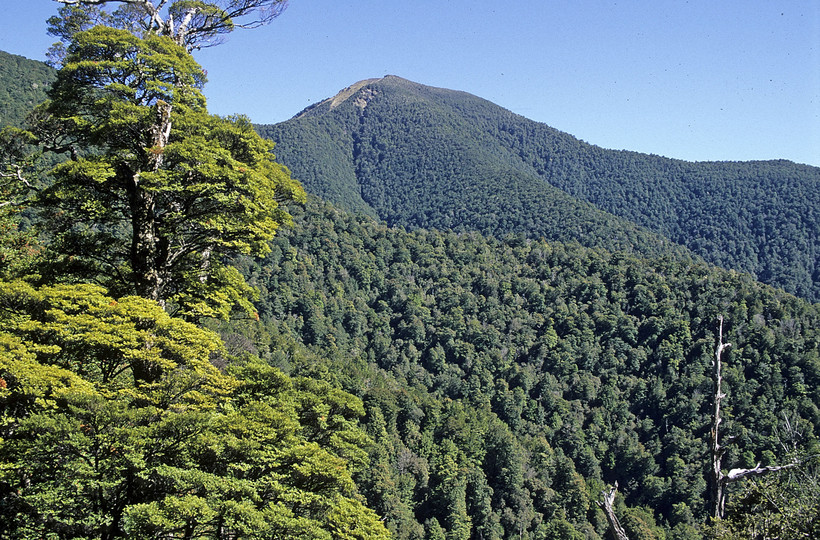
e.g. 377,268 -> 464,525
233,198 -> 820,539
258,76 -> 680,260
0,50 -> 54,127
257,76 -> 820,302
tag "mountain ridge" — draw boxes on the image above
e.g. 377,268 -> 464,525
1,52 -> 818,302
0,50 -> 54,128
257,75 -> 820,302
2,49 -> 819,539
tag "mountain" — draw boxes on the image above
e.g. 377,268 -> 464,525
0,50 -> 54,127
4,59 -> 817,302
2,48 -> 819,538
257,75 -> 820,302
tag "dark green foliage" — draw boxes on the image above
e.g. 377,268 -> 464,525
5,45 -> 819,539
258,77 -> 681,262
258,76 -> 820,302
235,198 -> 820,539
0,51 -> 54,128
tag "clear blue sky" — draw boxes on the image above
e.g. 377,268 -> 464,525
2,0 -> 818,166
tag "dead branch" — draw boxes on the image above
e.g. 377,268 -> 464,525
597,482 -> 629,540
54,0 -> 288,50
709,316 -> 804,520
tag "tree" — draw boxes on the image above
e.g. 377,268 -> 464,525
0,127 -> 42,280
0,127 -> 38,208
597,483 -> 629,540
49,0 -> 288,55
713,451 -> 820,539
0,280 -> 390,539
708,316 -> 799,520
34,25 -> 304,318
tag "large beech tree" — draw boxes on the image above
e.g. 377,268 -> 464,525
0,280 -> 389,538
35,25 -> 304,318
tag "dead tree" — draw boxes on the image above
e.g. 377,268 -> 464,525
597,482 -> 629,540
709,316 -> 799,520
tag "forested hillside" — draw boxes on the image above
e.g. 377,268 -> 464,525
226,198 -> 820,539
257,76 -> 820,302
0,51 -> 54,127
3,36 -> 820,539
0,10 -> 388,536
5,60 -> 818,303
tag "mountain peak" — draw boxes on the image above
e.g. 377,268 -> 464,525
326,77 -> 381,110
295,76 -> 397,118
260,77 -> 820,302
294,75 -> 438,119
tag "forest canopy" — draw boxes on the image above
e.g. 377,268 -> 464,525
0,5 -> 389,538
0,5 -> 819,539
233,199 -> 820,539
260,75 -> 820,303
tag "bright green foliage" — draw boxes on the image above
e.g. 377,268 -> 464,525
0,280 -> 231,392
35,26 -> 305,318
0,280 -> 389,539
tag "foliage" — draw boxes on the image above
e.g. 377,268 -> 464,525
0,128 -> 43,281
0,279 -> 389,539
0,54 -> 52,281
258,75 -> 820,302
33,25 -> 304,319
708,451 -> 820,539
3,15 -> 818,540
229,198 -> 820,539
47,0 -> 289,56
0,51 -> 54,128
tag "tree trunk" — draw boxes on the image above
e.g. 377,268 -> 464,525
708,316 -> 800,520
598,483 -> 629,540
710,315 -> 731,519
128,99 -> 173,305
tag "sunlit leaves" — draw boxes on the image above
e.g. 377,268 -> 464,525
37,26 -> 305,318
0,281 -> 389,538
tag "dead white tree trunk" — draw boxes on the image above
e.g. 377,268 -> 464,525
709,316 -> 799,520
709,315 -> 732,519
597,482 -> 629,540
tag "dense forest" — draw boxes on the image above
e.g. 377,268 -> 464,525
5,56 -> 818,303
0,51 -> 54,128
225,198 -> 820,539
0,5 -> 388,536
258,76 -> 820,303
1,6 -> 820,538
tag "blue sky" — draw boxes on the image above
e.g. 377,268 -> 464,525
2,0 -> 818,166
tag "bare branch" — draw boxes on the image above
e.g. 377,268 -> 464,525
726,462 -> 799,481
0,167 -> 35,189
55,0 -> 110,4
709,316 -> 809,521
53,0 -> 288,50
597,482 -> 630,540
